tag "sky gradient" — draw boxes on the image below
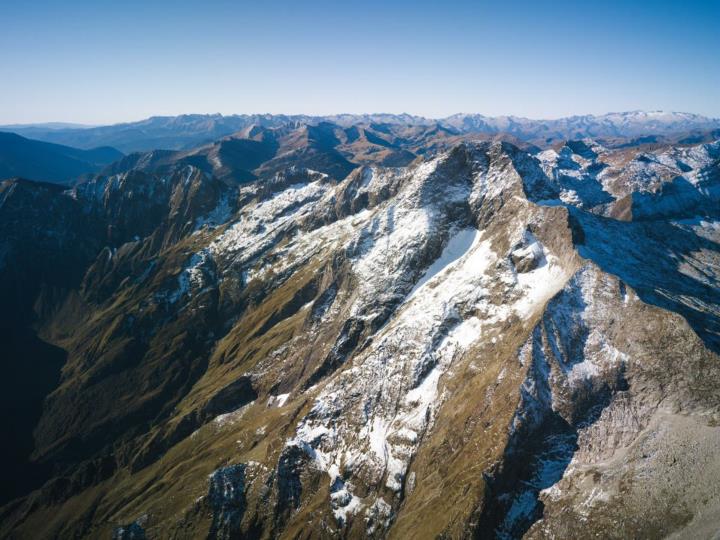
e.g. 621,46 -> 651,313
1,0 -> 719,124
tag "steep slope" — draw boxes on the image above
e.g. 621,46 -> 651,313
0,132 -> 123,184
0,167 -> 237,508
0,178 -> 102,504
0,138 -> 719,539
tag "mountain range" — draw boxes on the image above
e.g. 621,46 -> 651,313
0,132 -> 123,184
0,112 -> 719,539
2,111 -> 720,187
3,110 -> 719,153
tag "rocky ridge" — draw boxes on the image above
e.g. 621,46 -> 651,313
0,135 -> 719,539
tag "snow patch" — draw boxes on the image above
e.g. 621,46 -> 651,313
268,393 -> 290,408
514,245 -> 569,319
406,227 -> 481,300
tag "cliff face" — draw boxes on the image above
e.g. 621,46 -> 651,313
1,138 -> 719,539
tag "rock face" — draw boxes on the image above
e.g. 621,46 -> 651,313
0,135 -> 719,539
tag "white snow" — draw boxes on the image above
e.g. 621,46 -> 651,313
368,417 -> 389,461
514,247 -> 569,319
268,393 -> 290,408
449,316 -> 483,348
211,403 -> 251,428
332,489 -> 363,523
168,249 -> 211,302
406,227 -> 481,301
567,335 -> 629,387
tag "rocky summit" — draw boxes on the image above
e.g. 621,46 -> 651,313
1,131 -> 719,539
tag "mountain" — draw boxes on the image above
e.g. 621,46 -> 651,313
97,121 -> 516,183
441,110 -> 720,142
1,127 -> 719,539
4,111 -> 719,153
0,132 -> 123,184
1,114 -> 304,153
0,122 -> 96,131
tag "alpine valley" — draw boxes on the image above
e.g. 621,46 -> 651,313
1,111 -> 720,539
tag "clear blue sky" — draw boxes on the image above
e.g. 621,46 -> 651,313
1,0 -> 718,124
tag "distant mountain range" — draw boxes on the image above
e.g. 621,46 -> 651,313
0,132 -> 123,184
3,111 -> 719,153
2,111 -> 719,186
98,121 -> 517,183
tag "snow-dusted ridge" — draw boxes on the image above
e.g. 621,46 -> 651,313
138,136 -> 720,538
5,131 -> 718,539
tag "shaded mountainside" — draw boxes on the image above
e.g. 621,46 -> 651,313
0,136 -> 719,539
0,132 -> 123,184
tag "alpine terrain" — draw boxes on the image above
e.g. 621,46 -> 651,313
1,115 -> 719,539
